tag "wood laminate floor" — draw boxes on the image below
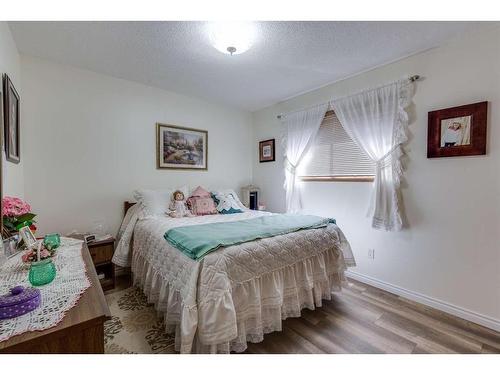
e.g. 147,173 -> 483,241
244,278 -> 500,354
111,275 -> 500,354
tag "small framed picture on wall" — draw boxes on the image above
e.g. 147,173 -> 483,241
427,101 -> 487,158
259,139 -> 275,163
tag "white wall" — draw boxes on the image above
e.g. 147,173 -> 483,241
21,56 -> 253,235
0,22 -> 24,198
252,26 -> 500,327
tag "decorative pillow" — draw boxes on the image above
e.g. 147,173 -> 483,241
189,196 -> 218,216
211,189 -> 247,210
212,192 -> 244,214
187,186 -> 211,212
190,186 -> 211,197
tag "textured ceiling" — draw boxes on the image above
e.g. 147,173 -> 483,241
9,21 -> 486,111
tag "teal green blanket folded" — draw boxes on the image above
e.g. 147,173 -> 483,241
164,214 -> 336,260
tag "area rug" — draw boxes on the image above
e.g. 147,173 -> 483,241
104,287 -> 176,354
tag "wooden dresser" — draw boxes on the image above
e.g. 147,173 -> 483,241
0,242 -> 111,354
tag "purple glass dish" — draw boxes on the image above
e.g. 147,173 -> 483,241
0,286 -> 41,319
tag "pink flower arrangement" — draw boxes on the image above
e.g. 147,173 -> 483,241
2,196 -> 31,217
2,196 -> 37,236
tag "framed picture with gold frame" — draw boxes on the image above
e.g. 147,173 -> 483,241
156,123 -> 208,170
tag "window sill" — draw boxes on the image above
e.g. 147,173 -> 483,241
299,175 -> 375,182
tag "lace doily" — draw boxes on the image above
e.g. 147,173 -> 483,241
0,237 -> 91,342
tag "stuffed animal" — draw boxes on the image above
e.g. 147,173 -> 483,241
168,190 -> 193,218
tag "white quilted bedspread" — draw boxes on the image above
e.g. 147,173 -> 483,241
113,206 -> 355,353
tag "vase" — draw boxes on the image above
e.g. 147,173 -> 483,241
29,258 -> 56,286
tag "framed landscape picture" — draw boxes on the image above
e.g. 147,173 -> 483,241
427,101 -> 487,158
3,74 -> 20,164
156,123 -> 207,170
259,139 -> 275,162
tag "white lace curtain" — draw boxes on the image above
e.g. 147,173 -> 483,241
331,79 -> 413,231
281,103 -> 329,213
280,79 -> 413,231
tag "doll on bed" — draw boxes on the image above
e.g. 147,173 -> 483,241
168,190 -> 193,218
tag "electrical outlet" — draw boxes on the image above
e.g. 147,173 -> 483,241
368,249 -> 375,260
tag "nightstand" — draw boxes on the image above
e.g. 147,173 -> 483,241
87,237 -> 116,291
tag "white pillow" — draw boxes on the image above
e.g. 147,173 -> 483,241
134,186 -> 189,216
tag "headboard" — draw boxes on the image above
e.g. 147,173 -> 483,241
124,201 -> 137,217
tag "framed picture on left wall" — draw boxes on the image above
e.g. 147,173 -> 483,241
0,90 -> 3,236
3,74 -> 20,164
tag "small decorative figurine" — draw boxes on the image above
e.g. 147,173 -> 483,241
168,190 -> 193,218
43,233 -> 61,251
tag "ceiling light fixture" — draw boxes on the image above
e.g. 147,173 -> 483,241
208,21 -> 255,56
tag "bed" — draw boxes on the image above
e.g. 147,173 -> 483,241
113,195 -> 355,353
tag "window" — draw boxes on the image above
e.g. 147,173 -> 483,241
299,111 -> 375,181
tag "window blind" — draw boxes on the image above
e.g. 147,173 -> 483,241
300,111 -> 375,177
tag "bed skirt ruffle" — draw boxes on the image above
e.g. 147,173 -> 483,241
133,246 -> 347,353
133,251 -> 198,353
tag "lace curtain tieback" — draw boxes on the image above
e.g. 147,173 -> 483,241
375,145 -> 401,170
284,158 -> 297,175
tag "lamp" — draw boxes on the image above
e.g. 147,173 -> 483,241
208,21 -> 256,56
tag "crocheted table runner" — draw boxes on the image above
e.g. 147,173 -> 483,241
0,237 -> 91,342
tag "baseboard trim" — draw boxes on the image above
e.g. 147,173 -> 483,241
345,270 -> 500,332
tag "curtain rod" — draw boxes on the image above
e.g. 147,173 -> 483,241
276,75 -> 420,119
